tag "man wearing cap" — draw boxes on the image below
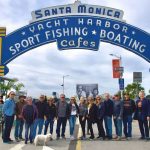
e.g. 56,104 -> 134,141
14,95 -> 26,142
2,91 -> 16,143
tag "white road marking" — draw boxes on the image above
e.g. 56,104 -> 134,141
9,143 -> 25,150
42,146 -> 55,150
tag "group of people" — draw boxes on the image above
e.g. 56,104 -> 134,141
0,90 -> 150,145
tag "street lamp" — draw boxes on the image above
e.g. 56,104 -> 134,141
61,75 -> 69,94
109,53 -> 124,99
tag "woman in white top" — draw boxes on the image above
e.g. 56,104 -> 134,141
69,96 -> 79,140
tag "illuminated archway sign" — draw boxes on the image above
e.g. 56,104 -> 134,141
0,1 -> 150,76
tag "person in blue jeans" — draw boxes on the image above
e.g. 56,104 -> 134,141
14,95 -> 26,142
69,96 -> 79,140
56,94 -> 70,139
44,97 -> 56,135
33,95 -> 47,139
134,91 -> 150,140
113,94 -> 123,140
2,91 -> 16,144
104,93 -> 113,140
123,93 -> 136,140
22,97 -> 38,144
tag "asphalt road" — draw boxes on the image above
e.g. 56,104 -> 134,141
0,120 -> 150,150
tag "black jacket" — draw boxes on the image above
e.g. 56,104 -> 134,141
123,99 -> 136,117
35,101 -> 47,119
45,104 -> 56,119
96,102 -> 105,120
87,103 -> 97,123
104,99 -> 114,117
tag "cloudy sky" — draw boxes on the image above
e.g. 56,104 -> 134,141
0,0 -> 150,98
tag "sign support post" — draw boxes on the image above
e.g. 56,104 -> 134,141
0,27 -> 6,76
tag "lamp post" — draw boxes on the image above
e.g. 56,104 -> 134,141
109,54 -> 124,99
61,75 -> 69,94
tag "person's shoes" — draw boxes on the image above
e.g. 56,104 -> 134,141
80,136 -> 86,140
61,136 -> 66,140
113,135 -> 118,139
56,136 -> 60,140
99,137 -> 105,140
30,140 -> 33,144
145,137 -> 150,141
89,136 -> 94,140
19,137 -> 25,141
8,138 -> 14,142
3,141 -> 11,144
108,136 -> 112,140
97,136 -> 100,139
139,137 -> 145,140
15,137 -> 20,142
25,140 -> 27,144
127,137 -> 132,140
115,136 -> 121,141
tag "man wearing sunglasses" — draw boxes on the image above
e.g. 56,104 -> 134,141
33,95 -> 47,139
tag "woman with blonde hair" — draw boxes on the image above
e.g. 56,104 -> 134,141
79,96 -> 87,140
68,96 -> 79,140
87,96 -> 97,140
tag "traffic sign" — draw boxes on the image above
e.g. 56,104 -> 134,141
119,78 -> 124,90
133,72 -> 142,83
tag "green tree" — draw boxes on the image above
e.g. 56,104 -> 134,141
0,78 -> 24,96
124,83 -> 144,99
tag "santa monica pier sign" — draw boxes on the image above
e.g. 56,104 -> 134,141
0,0 -> 150,76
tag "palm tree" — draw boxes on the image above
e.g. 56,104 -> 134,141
0,78 -> 24,96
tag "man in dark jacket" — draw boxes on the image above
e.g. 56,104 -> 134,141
56,94 -> 70,139
104,93 -> 113,140
33,95 -> 47,139
22,97 -> 38,144
96,95 -> 105,140
123,93 -> 136,140
134,91 -> 150,140
14,95 -> 26,141
44,97 -> 56,135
